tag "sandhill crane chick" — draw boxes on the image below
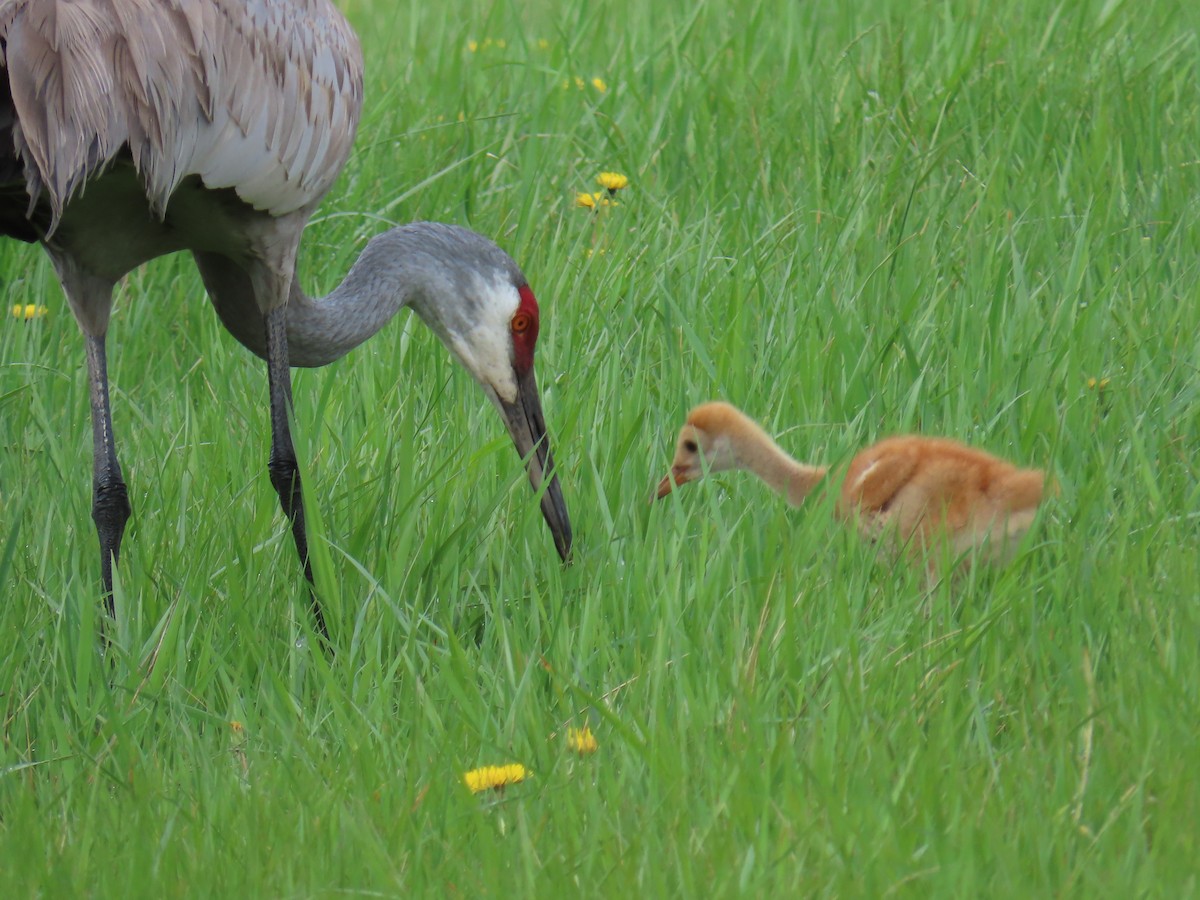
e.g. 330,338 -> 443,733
656,401 -> 1046,571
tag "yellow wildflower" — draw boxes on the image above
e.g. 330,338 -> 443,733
463,763 -> 530,794
537,38 -> 550,50
567,726 -> 598,755
11,304 -> 48,320
1086,377 -> 1111,391
229,720 -> 245,734
467,39 -> 479,52
574,76 -> 586,90
596,171 -> 628,193
591,77 -> 608,93
576,192 -> 597,209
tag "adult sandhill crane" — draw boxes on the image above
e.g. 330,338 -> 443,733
0,0 -> 572,638
656,402 -> 1045,574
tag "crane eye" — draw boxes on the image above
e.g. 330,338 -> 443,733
511,312 -> 532,334
683,439 -> 698,453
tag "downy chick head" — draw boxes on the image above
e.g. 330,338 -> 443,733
655,402 -> 751,498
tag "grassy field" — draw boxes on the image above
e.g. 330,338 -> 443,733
2,0 -> 1198,894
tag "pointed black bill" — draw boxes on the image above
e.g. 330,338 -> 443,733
496,367 -> 572,562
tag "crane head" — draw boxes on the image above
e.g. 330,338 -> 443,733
399,224 -> 571,562
476,280 -> 573,563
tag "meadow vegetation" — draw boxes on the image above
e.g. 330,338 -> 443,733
1,0 -> 1197,893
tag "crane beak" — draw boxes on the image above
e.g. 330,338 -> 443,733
496,367 -> 573,562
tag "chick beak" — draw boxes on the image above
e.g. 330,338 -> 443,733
654,465 -> 691,500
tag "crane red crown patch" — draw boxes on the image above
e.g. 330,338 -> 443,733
512,284 -> 540,373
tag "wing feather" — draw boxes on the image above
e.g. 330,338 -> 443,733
0,0 -> 364,232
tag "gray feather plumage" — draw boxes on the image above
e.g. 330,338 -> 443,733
0,0 -> 363,232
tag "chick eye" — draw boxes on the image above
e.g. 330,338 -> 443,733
683,439 -> 698,453
511,312 -> 532,333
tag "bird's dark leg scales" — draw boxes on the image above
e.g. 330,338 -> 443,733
85,335 -> 131,617
264,306 -> 329,641
92,479 -> 131,603
267,450 -> 313,584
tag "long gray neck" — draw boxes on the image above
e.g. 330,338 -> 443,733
198,221 -> 524,369
284,233 -> 417,366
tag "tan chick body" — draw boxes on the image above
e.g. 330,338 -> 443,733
657,402 -> 1045,572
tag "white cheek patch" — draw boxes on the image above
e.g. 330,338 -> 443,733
454,276 -> 521,402
481,344 -> 519,402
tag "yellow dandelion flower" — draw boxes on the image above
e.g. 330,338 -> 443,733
574,76 -> 586,91
467,39 -> 479,52
229,720 -> 245,734
596,171 -> 629,193
1086,377 -> 1111,391
537,38 -> 550,50
567,726 -> 598,755
11,304 -> 48,319
576,192 -> 597,209
591,77 -> 608,93
463,763 -> 530,794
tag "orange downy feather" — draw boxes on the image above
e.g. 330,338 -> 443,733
657,401 -> 1046,573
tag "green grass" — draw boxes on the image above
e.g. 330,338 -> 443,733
2,0 -> 1198,894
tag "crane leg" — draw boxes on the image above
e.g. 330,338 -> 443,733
85,334 -> 131,617
264,306 -> 330,641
